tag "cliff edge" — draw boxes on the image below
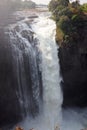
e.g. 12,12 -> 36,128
49,0 -> 87,107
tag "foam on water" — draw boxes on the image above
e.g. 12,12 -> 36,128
31,15 -> 63,130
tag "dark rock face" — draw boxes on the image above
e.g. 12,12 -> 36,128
58,16 -> 87,108
59,40 -> 87,107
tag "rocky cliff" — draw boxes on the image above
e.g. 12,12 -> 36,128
58,16 -> 87,107
49,0 -> 87,108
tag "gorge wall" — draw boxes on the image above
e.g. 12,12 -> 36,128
49,0 -> 87,108
58,17 -> 87,107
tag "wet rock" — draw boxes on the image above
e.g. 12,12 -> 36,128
59,43 -> 87,107
15,126 -> 24,130
58,17 -> 87,108
28,15 -> 38,19
25,20 -> 32,27
14,25 -> 21,32
21,30 -> 34,43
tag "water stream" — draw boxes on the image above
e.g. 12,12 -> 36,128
32,15 -> 63,130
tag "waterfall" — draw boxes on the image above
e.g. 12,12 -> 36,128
3,11 -> 87,130
7,14 -> 63,130
3,12 -> 87,130
32,16 -> 63,129
5,22 -> 42,119
31,15 -> 87,130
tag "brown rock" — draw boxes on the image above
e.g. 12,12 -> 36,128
15,126 -> 24,130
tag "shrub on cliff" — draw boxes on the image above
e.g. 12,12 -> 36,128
80,3 -> 87,13
49,0 -> 69,17
49,0 -> 87,46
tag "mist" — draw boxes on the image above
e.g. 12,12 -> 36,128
0,0 -> 20,25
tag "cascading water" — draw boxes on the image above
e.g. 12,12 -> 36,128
31,15 -> 87,130
32,16 -> 63,129
5,22 -> 42,119
13,14 -> 63,130
17,14 -> 87,130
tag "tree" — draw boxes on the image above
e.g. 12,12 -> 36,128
49,0 -> 70,20
49,0 -> 59,12
49,0 -> 86,45
80,3 -> 87,12
71,0 -> 80,8
49,0 -> 69,11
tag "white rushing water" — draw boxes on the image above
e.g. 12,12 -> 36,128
32,15 -> 63,130
8,22 -> 41,118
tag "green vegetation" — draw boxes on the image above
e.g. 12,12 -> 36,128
49,0 -> 87,46
80,3 -> 87,12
